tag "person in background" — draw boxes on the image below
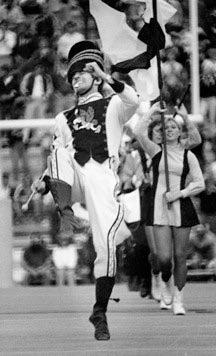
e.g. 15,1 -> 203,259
20,62 -> 54,144
200,43 -> 216,139
51,57 -> 75,115
22,233 -> 55,286
198,140 -> 216,233
0,64 -> 19,121
57,20 -> 85,62
0,19 -> 16,67
161,46 -> 188,109
187,223 -> 216,272
7,97 -> 30,184
0,0 -> 25,26
52,235 -> 78,286
0,171 -> 11,198
118,135 -> 152,298
0,64 -> 20,147
13,21 -> 38,67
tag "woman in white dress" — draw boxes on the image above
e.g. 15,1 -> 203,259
134,104 -> 205,315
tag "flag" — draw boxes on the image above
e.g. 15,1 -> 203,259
111,18 -> 165,73
89,0 -> 176,102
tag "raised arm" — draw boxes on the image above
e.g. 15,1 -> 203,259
113,82 -> 139,124
133,104 -> 162,158
177,104 -> 201,149
84,61 -> 139,124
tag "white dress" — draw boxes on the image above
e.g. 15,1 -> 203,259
148,144 -> 205,227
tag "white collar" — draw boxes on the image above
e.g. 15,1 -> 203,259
78,92 -> 103,105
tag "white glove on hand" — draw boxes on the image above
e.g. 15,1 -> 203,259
31,179 -> 46,194
165,190 -> 183,203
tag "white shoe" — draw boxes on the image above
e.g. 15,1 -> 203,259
173,287 -> 186,315
160,299 -> 172,310
151,273 -> 161,302
161,277 -> 173,306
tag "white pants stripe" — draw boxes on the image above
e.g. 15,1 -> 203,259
50,147 -> 130,278
106,204 -> 124,276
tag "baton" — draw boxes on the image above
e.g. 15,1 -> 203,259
21,156 -> 51,212
21,171 -> 47,212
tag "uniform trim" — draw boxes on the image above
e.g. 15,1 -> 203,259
55,149 -> 59,179
68,49 -> 104,69
149,151 -> 162,226
50,159 -> 53,179
106,203 -> 124,277
112,206 -> 124,276
180,150 -> 199,227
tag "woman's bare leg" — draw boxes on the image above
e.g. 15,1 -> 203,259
153,225 -> 173,282
145,225 -> 160,275
172,227 -> 191,290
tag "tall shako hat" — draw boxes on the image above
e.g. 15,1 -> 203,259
67,40 -> 104,83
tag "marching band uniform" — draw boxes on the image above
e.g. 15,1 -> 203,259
42,41 -> 139,340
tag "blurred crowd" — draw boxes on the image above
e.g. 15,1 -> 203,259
0,0 -> 216,284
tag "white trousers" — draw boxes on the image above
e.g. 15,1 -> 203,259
49,147 -> 130,278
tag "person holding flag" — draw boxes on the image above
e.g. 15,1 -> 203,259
133,102 -> 205,315
125,94 -> 202,307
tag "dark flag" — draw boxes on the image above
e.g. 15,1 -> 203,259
112,18 -> 165,73
90,0 -> 176,101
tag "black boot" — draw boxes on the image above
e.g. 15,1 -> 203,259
89,277 -> 115,341
140,278 -> 152,298
48,179 -> 82,239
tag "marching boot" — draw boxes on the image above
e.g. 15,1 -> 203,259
173,286 -> 186,315
140,277 -> 151,298
160,276 -> 173,310
48,179 -> 81,239
151,273 -> 162,302
89,277 -> 115,341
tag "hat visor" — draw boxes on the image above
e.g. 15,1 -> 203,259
67,61 -> 86,83
67,59 -> 104,83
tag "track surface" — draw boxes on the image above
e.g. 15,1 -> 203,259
0,282 -> 216,355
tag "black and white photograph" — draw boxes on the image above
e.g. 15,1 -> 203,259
0,0 -> 216,355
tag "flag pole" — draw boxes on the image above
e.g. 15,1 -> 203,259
152,0 -> 170,198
